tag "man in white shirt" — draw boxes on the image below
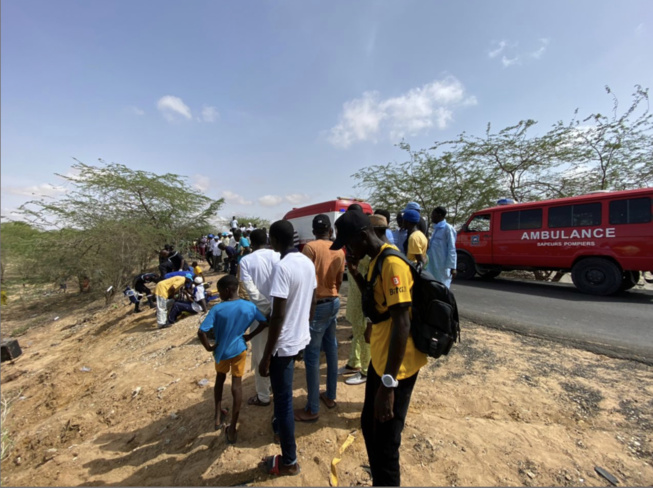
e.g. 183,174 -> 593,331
238,229 -> 280,407
258,220 -> 316,477
230,216 -> 238,231
210,236 -> 221,272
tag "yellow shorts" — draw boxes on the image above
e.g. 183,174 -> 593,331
215,350 -> 247,377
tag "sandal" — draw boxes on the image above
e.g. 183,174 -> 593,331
224,424 -> 237,444
214,407 -> 230,431
248,394 -> 270,407
259,455 -> 301,476
320,392 -> 337,409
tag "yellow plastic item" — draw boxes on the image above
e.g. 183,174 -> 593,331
329,430 -> 357,487
1,290 -> 7,306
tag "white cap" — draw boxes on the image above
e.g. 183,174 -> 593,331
194,276 -> 204,284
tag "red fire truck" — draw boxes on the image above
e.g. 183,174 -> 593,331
455,188 -> 653,295
283,197 -> 373,250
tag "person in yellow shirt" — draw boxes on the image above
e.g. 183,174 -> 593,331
154,274 -> 192,328
331,209 -> 427,487
402,209 -> 428,267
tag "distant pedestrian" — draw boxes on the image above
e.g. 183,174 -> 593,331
427,206 -> 457,288
218,242 -> 238,275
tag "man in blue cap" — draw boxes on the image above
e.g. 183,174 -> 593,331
403,201 -> 429,238
402,209 -> 427,267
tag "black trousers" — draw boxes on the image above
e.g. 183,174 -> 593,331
361,362 -> 418,487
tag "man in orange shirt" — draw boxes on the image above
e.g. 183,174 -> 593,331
295,214 -> 345,422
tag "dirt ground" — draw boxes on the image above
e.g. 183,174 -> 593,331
1,266 -> 652,487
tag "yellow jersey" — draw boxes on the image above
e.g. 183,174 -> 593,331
367,244 -> 427,379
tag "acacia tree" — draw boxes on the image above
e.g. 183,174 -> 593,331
18,161 -> 224,301
559,85 -> 653,193
352,142 -> 503,226
452,119 -> 578,203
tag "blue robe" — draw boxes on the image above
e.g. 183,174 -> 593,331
426,220 -> 457,288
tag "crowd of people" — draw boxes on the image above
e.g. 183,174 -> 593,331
125,204 -> 457,485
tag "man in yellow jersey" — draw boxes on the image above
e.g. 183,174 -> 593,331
331,209 -> 427,487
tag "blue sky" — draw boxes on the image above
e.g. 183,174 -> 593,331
2,0 -> 652,227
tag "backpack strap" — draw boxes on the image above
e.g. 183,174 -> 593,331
366,247 -> 416,313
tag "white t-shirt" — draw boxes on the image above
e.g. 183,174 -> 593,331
210,240 -> 220,254
231,219 -> 238,229
193,284 -> 206,302
240,249 -> 281,304
269,251 -> 316,357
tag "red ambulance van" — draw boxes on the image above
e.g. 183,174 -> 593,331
283,198 -> 373,250
455,188 -> 653,295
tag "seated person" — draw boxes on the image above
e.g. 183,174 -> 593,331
167,276 -> 208,325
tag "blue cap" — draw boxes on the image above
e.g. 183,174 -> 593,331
184,273 -> 193,281
403,209 -> 421,223
404,201 -> 421,212
208,234 -> 214,238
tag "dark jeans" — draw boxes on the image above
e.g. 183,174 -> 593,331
168,301 -> 195,324
269,354 -> 297,466
361,362 -> 419,487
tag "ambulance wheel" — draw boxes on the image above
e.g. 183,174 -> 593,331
477,267 -> 501,279
620,271 -> 640,291
571,258 -> 622,296
457,254 -> 477,280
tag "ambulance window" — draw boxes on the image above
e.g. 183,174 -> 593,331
572,203 -> 602,226
467,214 -> 491,232
500,209 -> 542,230
609,197 -> 651,224
520,209 -> 543,229
500,211 -> 519,230
549,203 -> 601,228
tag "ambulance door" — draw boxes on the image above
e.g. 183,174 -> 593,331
459,213 -> 493,264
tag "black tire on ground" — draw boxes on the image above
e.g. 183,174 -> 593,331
620,271 -> 641,291
477,267 -> 501,279
457,253 -> 477,280
571,258 -> 622,296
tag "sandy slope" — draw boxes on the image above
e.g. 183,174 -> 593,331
1,270 -> 651,487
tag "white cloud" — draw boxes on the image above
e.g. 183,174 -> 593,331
285,193 -> 310,205
501,55 -> 520,67
157,95 -> 192,122
327,76 -> 475,148
129,106 -> 145,116
328,91 -> 386,148
259,195 -> 284,207
191,174 -> 211,193
201,106 -> 219,123
530,38 -> 550,59
2,183 -> 67,198
488,38 -> 549,67
488,40 -> 507,58
222,190 -> 253,205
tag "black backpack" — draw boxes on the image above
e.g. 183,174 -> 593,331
362,248 -> 460,358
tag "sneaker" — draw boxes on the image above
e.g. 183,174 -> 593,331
337,365 -> 360,376
345,372 -> 367,385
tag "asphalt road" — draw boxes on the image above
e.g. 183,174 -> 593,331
450,277 -> 653,364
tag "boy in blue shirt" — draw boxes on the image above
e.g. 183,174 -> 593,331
198,275 -> 268,443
